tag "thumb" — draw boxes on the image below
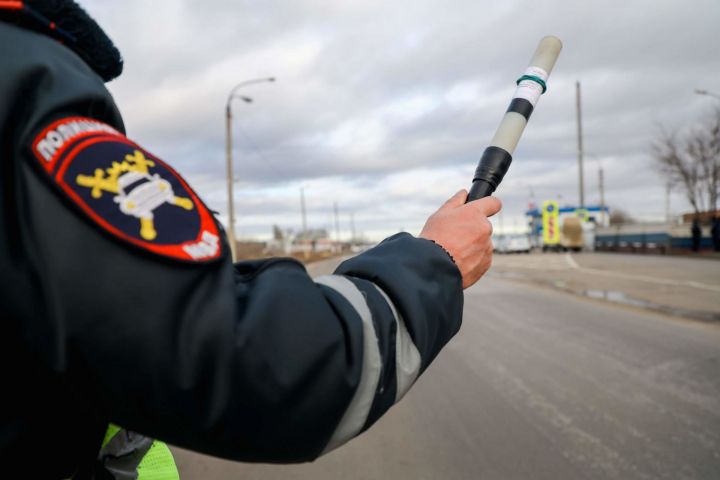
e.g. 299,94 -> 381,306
468,195 -> 502,217
439,189 -> 468,211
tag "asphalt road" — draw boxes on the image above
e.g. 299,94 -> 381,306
173,255 -> 720,479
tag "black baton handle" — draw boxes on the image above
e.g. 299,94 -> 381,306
466,146 -> 512,202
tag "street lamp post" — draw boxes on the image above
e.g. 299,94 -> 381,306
599,165 -> 605,226
225,77 -> 275,260
695,89 -> 720,100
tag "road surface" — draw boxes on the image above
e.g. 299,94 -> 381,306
491,252 -> 720,320
172,254 -> 720,479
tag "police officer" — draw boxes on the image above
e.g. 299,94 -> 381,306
0,1 -> 500,478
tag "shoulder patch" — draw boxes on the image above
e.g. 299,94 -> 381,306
32,117 -> 224,262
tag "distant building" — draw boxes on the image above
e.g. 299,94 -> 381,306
681,209 -> 720,224
596,210 -> 718,254
294,229 -> 329,242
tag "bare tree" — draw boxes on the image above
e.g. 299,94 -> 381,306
652,109 -> 720,216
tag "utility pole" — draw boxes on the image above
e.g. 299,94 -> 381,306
350,212 -> 356,244
333,201 -> 340,252
576,81 -> 585,208
599,166 -> 605,226
300,187 -> 307,235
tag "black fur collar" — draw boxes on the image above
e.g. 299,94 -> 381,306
1,0 -> 123,82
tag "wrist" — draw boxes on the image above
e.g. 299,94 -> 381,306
419,236 -> 456,266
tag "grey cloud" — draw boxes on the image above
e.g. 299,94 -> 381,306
80,0 -> 719,237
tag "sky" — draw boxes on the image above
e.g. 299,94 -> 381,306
83,0 -> 720,240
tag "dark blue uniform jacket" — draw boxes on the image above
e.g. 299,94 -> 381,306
0,13 -> 463,479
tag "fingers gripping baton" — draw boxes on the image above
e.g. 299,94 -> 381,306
467,36 -> 562,202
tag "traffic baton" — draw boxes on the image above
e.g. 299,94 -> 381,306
467,36 -> 563,202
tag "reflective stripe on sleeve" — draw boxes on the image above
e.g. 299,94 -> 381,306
371,284 -> 421,402
315,275 -> 382,453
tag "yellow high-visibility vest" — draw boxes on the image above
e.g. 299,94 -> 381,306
98,424 -> 179,480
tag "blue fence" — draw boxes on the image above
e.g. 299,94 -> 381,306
596,225 -> 714,252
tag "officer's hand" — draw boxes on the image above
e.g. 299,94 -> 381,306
419,189 -> 502,289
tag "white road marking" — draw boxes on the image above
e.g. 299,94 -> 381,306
564,252 -> 580,270
564,253 -> 720,293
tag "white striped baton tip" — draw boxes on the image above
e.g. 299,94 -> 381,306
490,35 -> 562,155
